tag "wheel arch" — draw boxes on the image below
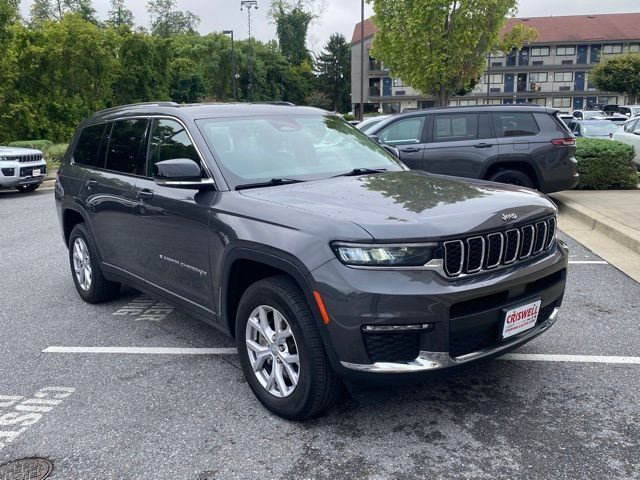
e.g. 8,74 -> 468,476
62,207 -> 89,246
483,160 -> 542,190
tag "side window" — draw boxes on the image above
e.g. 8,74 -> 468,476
73,123 -> 106,167
624,119 -> 639,133
433,114 -> 479,142
104,119 -> 149,175
378,117 -> 425,146
491,112 -> 540,137
147,119 -> 203,177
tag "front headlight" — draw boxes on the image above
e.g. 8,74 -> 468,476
331,242 -> 437,267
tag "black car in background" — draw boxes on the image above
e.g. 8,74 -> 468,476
55,103 -> 568,419
366,106 -> 579,193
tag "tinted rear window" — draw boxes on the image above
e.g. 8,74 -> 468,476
104,119 -> 149,175
73,123 -> 106,167
491,112 -> 540,137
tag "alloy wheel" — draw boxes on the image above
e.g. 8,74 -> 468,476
72,238 -> 92,291
245,305 -> 300,398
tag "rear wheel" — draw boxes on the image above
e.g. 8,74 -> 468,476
488,169 -> 535,189
68,223 -> 120,303
236,276 -> 342,420
16,184 -> 39,193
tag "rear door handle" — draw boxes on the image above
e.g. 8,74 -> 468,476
136,189 -> 154,200
401,147 -> 421,153
86,179 -> 98,190
474,143 -> 493,148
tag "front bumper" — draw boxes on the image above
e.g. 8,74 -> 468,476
0,161 -> 47,188
310,240 -> 568,383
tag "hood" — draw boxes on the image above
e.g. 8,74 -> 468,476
0,146 -> 43,156
240,171 -> 556,241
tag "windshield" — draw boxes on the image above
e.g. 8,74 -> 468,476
582,123 -> 618,136
196,114 -> 405,188
634,108 -> 640,117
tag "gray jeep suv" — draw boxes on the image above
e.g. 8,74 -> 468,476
0,146 -> 47,192
55,103 -> 568,420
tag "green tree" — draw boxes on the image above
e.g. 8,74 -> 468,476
147,0 -> 199,37
368,0 -> 535,106
316,33 -> 350,112
590,53 -> 640,104
0,0 -> 20,44
107,0 -> 134,29
269,0 -> 315,66
30,0 -> 98,25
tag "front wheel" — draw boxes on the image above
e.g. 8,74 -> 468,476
236,276 -> 342,420
488,169 -> 535,189
16,184 -> 39,193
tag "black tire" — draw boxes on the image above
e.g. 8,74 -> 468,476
488,169 -> 535,189
236,275 -> 343,420
68,223 -> 120,303
16,184 -> 39,193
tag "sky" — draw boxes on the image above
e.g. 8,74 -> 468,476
18,0 -> 640,52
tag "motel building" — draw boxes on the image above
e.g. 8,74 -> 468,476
351,12 -> 640,115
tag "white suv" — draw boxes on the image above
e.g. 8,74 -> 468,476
0,146 -> 47,193
612,117 -> 640,168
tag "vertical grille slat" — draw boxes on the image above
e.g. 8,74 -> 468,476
442,216 -> 557,278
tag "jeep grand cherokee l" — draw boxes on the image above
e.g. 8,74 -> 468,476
55,103 -> 568,420
0,146 -> 47,192
366,106 -> 579,193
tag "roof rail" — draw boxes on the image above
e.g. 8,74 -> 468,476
94,102 -> 180,115
252,101 -> 296,106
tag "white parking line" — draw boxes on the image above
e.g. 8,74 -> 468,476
500,353 -> 640,364
43,346 -> 237,355
568,261 -> 609,265
44,347 -> 640,365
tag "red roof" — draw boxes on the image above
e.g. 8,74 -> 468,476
352,12 -> 640,44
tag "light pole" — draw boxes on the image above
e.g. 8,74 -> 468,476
223,30 -> 238,102
240,1 -> 258,101
359,0 -> 365,121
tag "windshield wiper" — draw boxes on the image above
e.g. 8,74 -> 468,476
235,178 -> 306,191
331,168 -> 387,178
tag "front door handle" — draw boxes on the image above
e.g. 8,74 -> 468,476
474,143 -> 493,148
136,189 -> 154,200
401,147 -> 421,153
86,179 -> 98,190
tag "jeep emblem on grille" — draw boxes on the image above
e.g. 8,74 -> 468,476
501,213 -> 518,221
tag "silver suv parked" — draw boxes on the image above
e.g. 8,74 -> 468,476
0,146 -> 47,193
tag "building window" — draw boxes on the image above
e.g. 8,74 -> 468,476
449,100 -> 458,106
485,74 -> 503,85
597,96 -> 617,105
530,98 -> 547,106
382,102 -> 401,114
458,99 -> 478,106
629,44 -> 640,53
552,97 -> 572,108
554,72 -> 573,82
484,99 -> 502,105
531,47 -> 550,56
529,72 -> 548,83
603,44 -> 623,54
556,46 -> 576,56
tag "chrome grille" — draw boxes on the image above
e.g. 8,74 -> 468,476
443,217 -> 557,277
18,154 -> 43,163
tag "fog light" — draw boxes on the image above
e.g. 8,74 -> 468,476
362,323 -> 433,333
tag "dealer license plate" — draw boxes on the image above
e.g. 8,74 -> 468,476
32,169 -> 41,177
502,300 -> 541,339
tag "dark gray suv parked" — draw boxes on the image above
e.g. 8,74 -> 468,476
55,103 -> 568,419
367,106 -> 579,193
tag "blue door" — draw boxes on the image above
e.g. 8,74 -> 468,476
518,47 -> 529,66
577,45 -> 588,64
590,45 -> 601,63
573,97 -> 584,110
574,72 -> 585,91
516,97 -> 527,104
382,77 -> 392,97
504,74 -> 515,93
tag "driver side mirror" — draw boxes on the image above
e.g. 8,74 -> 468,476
380,144 -> 400,159
633,129 -> 640,136
153,158 -> 213,189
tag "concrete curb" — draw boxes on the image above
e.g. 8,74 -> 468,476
551,193 -> 640,255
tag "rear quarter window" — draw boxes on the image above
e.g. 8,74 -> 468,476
73,123 -> 107,167
491,112 -> 540,137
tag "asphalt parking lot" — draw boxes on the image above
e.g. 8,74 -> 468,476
1,189 -> 639,480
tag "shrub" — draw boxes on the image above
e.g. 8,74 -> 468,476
43,144 -> 69,169
575,138 -> 638,190
343,113 -> 355,121
8,140 -> 54,151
